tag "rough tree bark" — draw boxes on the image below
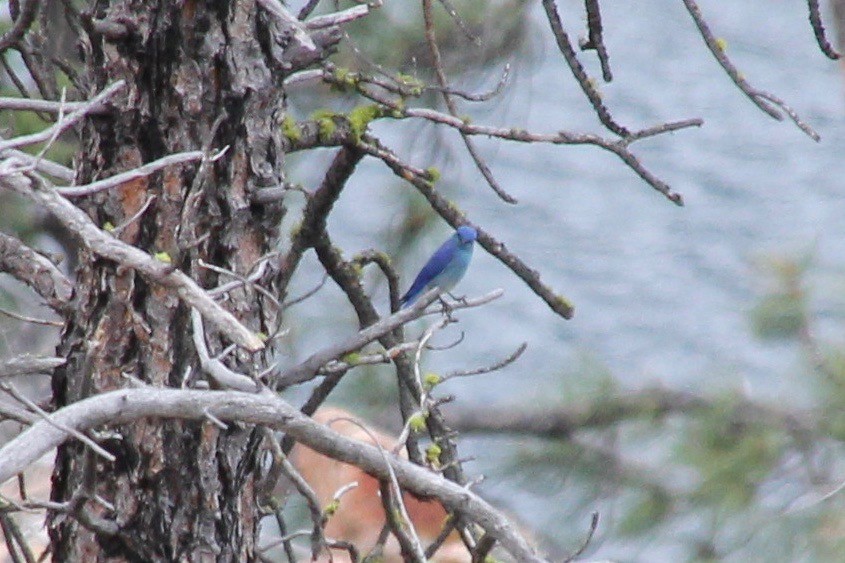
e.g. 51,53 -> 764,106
49,1 -> 287,559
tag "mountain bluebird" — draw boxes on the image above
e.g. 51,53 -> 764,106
400,225 -> 478,307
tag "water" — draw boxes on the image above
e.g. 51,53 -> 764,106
281,0 -> 845,558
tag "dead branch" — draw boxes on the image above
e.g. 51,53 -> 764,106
0,388 -> 546,562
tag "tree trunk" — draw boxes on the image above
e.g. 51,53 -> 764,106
48,1 -> 286,559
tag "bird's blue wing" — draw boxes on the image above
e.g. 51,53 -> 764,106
400,235 -> 459,306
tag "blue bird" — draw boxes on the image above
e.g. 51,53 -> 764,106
400,226 -> 477,308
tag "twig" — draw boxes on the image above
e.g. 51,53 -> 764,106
0,81 -> 125,153
0,232 -> 72,314
807,0 -> 841,60
431,63 -> 511,102
681,0 -> 791,122
0,97 -> 86,113
304,5 -> 369,30
378,480 -> 426,562
751,90 -> 820,141
296,0 -> 322,20
0,513 -> 36,563
422,0 -> 517,204
359,135 -> 578,317
395,317 -> 449,448
563,511 -> 599,562
0,147 -> 74,181
264,428 -> 328,560
0,381 -> 115,462
0,307 -> 62,327
541,0 -> 628,136
56,149 -> 219,197
319,341 -> 419,375
472,533 -> 496,563
442,342 -> 527,381
277,289 -> 503,387
281,273 -> 329,309
327,415 -> 426,561
580,0 -> 612,82
198,259 -> 282,315
190,310 -> 259,392
0,0 -> 40,53
0,355 -> 65,379
435,0 -> 480,44
112,195 -> 157,235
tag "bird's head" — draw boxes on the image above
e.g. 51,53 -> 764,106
456,225 -> 477,245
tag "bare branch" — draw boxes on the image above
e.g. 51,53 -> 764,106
580,0 -> 613,82
359,135 -> 577,319
277,289 -> 503,387
264,428 -> 328,560
431,64 -> 511,102
0,147 -> 74,182
304,5 -> 369,30
442,342 -> 527,381
0,97 -> 87,113
563,511 -> 600,562
0,232 -> 73,313
0,0 -> 40,53
807,0 -> 841,60
0,355 -> 65,379
0,81 -> 125,153
0,307 -> 62,326
680,0 -> 818,141
56,149 -> 221,197
0,388 -> 546,562
0,164 -> 264,352
190,310 -> 259,392
0,381 -> 115,462
541,0 -> 628,136
422,0 -> 517,204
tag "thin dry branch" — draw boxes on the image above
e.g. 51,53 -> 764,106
0,388 -> 546,562
807,0 -> 841,60
0,0 -> 40,53
442,342 -> 527,381
277,289 -> 503,387
0,81 -> 125,153
0,163 -> 264,352
541,0 -> 628,136
0,381 -> 114,462
312,68 -> 697,203
57,149 -> 222,197
0,97 -> 86,113
680,0 -> 819,141
0,231 -> 73,312
422,0 -> 517,204
0,147 -> 74,182
304,5 -> 369,30
0,355 -> 65,379
190,310 -> 259,392
580,0 -> 612,82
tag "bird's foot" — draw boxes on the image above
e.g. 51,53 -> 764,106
437,296 -> 456,321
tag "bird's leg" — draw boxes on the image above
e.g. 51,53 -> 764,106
446,291 -> 469,306
437,296 -> 455,320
